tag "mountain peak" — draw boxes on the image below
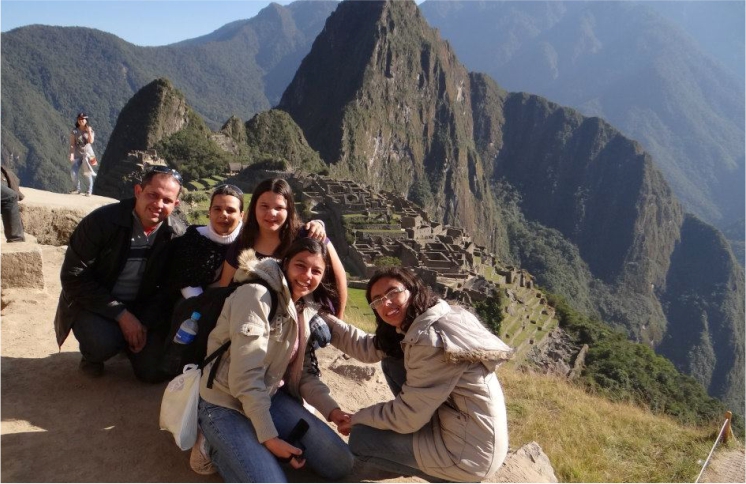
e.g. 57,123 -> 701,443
95,78 -> 193,199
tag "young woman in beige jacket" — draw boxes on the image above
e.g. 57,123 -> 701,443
196,238 -> 353,482
326,267 -> 513,482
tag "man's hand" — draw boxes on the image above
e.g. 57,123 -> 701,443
304,220 -> 326,241
116,310 -> 147,353
264,437 -> 306,469
329,408 -> 353,436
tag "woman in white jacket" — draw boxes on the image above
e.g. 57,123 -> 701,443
197,238 -> 353,482
327,267 -> 513,482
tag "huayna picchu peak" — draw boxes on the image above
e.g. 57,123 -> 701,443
279,0 -> 744,413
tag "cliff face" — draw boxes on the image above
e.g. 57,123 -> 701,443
658,215 -> 745,411
280,0 -> 499,246
278,0 -> 744,412
95,79 -> 192,199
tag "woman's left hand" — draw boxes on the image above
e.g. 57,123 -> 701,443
304,220 -> 326,240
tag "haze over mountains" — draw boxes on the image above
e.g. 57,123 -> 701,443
2,0 -> 744,413
420,0 -> 745,236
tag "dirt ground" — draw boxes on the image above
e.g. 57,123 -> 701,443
0,244 -> 412,482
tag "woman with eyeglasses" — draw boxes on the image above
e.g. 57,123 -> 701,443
324,266 -> 513,483
68,112 -> 96,196
168,184 -> 245,299
218,178 -> 348,318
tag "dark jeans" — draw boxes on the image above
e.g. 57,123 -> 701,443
381,356 -> 406,396
348,356 -> 445,482
71,308 -> 168,383
1,184 -> 25,242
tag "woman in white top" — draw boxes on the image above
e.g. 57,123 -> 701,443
68,112 -> 95,196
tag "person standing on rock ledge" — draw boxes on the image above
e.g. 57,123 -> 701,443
69,112 -> 96,196
54,166 -> 185,381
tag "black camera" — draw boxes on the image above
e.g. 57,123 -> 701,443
308,314 -> 331,350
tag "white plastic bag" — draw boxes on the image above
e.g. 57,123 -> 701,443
159,363 -> 201,450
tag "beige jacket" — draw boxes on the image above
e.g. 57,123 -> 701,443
199,250 -> 339,443
326,300 -> 513,482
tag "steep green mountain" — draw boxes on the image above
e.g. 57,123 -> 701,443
279,0 -> 744,412
95,78 -> 231,199
420,0 -> 745,232
0,1 -> 338,193
96,80 -> 325,200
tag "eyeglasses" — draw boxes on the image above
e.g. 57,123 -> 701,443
145,165 -> 183,185
369,287 -> 407,309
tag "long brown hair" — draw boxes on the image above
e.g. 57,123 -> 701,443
238,178 -> 300,257
281,238 -> 337,314
366,267 -> 440,358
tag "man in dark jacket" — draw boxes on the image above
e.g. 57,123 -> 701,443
1,166 -> 25,242
54,167 -> 185,382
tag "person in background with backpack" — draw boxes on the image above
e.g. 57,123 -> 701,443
69,112 -> 95,196
324,267 -> 513,483
217,178 -> 348,318
194,238 -> 353,481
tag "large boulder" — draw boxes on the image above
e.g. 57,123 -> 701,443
17,187 -> 117,246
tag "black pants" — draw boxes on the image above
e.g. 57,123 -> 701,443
71,308 -> 169,383
1,184 -> 25,242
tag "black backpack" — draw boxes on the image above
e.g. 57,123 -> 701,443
162,279 -> 278,378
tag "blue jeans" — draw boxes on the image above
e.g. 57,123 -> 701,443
199,391 -> 353,482
71,308 -> 168,383
70,158 -> 93,194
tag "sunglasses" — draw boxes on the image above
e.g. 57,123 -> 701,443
145,165 -> 183,185
369,286 -> 407,310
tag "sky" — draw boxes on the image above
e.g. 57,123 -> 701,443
0,0 -> 298,46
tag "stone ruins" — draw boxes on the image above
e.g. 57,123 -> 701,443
292,174 -> 558,359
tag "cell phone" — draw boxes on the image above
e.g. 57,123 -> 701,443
287,418 -> 309,459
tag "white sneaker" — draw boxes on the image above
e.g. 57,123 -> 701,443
189,431 -> 217,475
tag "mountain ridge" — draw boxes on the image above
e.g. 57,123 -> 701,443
278,0 -> 743,413
420,0 -> 744,231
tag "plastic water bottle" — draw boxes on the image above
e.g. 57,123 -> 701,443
162,311 -> 202,377
174,311 -> 201,345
